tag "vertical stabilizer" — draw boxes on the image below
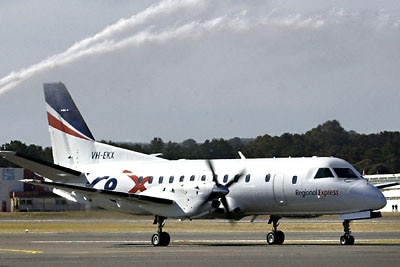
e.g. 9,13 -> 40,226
45,82 -> 95,141
44,82 -> 165,170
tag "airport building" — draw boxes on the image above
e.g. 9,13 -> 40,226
365,173 -> 400,212
0,168 -> 87,212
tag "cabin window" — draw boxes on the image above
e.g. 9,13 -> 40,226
179,175 -> 185,182
190,175 -> 195,181
138,176 -> 143,184
292,175 -> 298,184
148,176 -> 153,184
169,176 -> 174,183
333,168 -> 358,179
314,168 -> 334,179
158,176 -> 164,184
223,175 -> 229,183
265,174 -> 271,182
245,174 -> 251,183
201,175 -> 206,181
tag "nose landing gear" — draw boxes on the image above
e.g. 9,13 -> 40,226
340,220 -> 355,245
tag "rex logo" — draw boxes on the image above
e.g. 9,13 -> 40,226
123,170 -> 150,193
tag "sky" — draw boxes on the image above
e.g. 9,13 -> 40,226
1,0 -> 400,147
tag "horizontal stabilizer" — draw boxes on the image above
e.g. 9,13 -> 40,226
0,151 -> 84,183
375,182 -> 399,189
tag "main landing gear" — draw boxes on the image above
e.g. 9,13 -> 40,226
265,217 -> 355,245
266,215 -> 285,245
151,215 -> 170,246
340,220 -> 355,245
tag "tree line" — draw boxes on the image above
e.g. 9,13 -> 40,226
1,120 -> 400,174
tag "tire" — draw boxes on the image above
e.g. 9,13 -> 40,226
160,232 -> 171,246
340,235 -> 355,245
266,232 -> 275,245
275,230 -> 285,245
266,231 -> 285,245
152,233 -> 161,246
151,232 -> 171,246
347,235 -> 355,245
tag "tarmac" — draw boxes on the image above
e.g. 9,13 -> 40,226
0,231 -> 399,267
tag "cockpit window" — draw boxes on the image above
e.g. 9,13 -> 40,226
333,168 -> 358,179
314,168 -> 334,179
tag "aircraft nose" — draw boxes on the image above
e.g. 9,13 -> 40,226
361,184 -> 386,210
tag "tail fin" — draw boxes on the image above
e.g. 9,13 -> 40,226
44,82 -> 165,170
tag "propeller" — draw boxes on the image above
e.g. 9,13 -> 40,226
205,159 -> 245,218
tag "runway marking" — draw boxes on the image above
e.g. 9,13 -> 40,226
0,248 -> 43,254
32,240 -> 146,244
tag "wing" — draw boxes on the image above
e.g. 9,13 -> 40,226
374,181 -> 399,189
22,179 -> 173,205
2,151 -> 188,217
0,151 -> 84,183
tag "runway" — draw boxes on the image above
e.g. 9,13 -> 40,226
0,231 -> 399,267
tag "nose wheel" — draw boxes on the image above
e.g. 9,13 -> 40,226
340,220 -> 355,245
152,215 -> 170,246
266,215 -> 285,245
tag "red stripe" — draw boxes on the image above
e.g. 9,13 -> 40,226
47,112 -> 91,140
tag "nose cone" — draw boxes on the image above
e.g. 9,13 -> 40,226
348,182 -> 386,211
360,183 -> 387,210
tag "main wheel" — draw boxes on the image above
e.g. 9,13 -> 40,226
266,231 -> 276,244
266,231 -> 285,245
152,233 -> 161,246
160,232 -> 171,246
347,235 -> 355,245
275,230 -> 285,245
151,232 -> 171,246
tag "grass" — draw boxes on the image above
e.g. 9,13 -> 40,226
0,211 -> 399,234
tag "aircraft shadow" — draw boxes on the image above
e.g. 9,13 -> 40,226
113,242 -> 400,248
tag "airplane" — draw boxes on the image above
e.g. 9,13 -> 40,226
0,82 -> 391,246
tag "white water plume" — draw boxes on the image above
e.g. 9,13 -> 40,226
1,0 -> 399,96
0,0 -> 204,94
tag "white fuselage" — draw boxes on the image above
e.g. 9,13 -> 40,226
81,156 -> 386,219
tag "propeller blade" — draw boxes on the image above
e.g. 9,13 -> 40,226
220,196 -> 230,214
206,159 -> 220,186
203,159 -> 244,221
224,170 -> 245,188
220,196 -> 236,220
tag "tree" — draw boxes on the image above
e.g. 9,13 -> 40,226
148,137 -> 165,154
2,120 -> 400,173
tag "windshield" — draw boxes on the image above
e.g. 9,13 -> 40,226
314,168 -> 334,179
333,168 -> 359,179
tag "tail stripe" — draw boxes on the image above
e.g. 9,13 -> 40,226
47,112 -> 92,141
